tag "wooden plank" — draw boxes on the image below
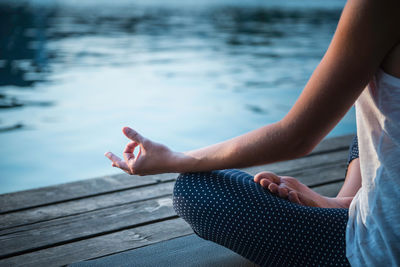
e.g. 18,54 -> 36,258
0,218 -> 194,267
244,149 -> 348,185
0,135 -> 353,214
2,150 -> 347,231
0,196 -> 176,259
0,182 -> 175,230
70,234 -> 258,267
308,134 -> 353,156
0,173 -> 177,214
245,149 -> 348,175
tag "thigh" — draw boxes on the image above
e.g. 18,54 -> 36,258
173,169 -> 350,267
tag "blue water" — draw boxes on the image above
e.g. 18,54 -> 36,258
0,0 -> 353,194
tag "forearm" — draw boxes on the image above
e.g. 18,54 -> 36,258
174,121 -> 307,173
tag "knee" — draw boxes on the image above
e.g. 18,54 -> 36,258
172,172 -> 199,217
172,171 -> 219,213
172,169 -> 254,241
172,172 -> 214,239
172,169 -> 250,217
173,172 -> 190,198
172,171 -> 219,225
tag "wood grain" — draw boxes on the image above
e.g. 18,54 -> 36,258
0,196 -> 176,259
0,218 -> 193,267
0,182 -> 175,230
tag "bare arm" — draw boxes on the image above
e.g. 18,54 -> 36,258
106,0 -> 399,176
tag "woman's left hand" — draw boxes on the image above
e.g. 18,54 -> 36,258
254,171 -> 321,207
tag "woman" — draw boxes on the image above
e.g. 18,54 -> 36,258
105,0 -> 399,265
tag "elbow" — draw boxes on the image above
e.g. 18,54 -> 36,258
284,130 -> 318,160
277,118 -> 320,160
294,141 -> 314,158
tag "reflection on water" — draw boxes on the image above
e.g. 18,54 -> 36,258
0,3 -> 52,119
0,0 -> 353,193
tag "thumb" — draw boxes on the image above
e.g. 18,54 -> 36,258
122,127 -> 144,143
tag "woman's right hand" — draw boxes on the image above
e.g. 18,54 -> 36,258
105,127 -> 182,175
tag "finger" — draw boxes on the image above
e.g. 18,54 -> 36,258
136,146 -> 142,159
123,141 -> 138,154
260,178 -> 272,188
288,191 -> 301,205
278,186 -> 289,199
253,173 -> 261,183
112,163 -> 130,175
254,171 -> 280,184
254,172 -> 273,183
112,160 -> 131,173
123,142 -> 138,162
104,151 -> 123,163
105,152 -> 131,173
123,127 -> 144,144
268,183 -> 279,194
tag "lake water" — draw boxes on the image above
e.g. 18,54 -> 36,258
0,0 -> 354,194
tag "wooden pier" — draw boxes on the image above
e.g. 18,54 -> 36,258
0,135 -> 353,267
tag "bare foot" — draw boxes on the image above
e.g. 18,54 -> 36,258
253,171 -> 352,208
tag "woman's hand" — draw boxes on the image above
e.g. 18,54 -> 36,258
254,171 -> 353,208
254,171 -> 329,207
254,171 -> 308,205
105,127 -> 181,175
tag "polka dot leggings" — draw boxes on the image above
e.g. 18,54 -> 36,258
173,166 -> 356,267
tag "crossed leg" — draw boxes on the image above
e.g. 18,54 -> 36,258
173,136 -> 359,266
173,169 -> 350,267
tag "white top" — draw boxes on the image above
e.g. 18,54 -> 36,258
346,69 -> 400,266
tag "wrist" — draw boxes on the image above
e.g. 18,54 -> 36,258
170,151 -> 200,173
165,151 -> 189,173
